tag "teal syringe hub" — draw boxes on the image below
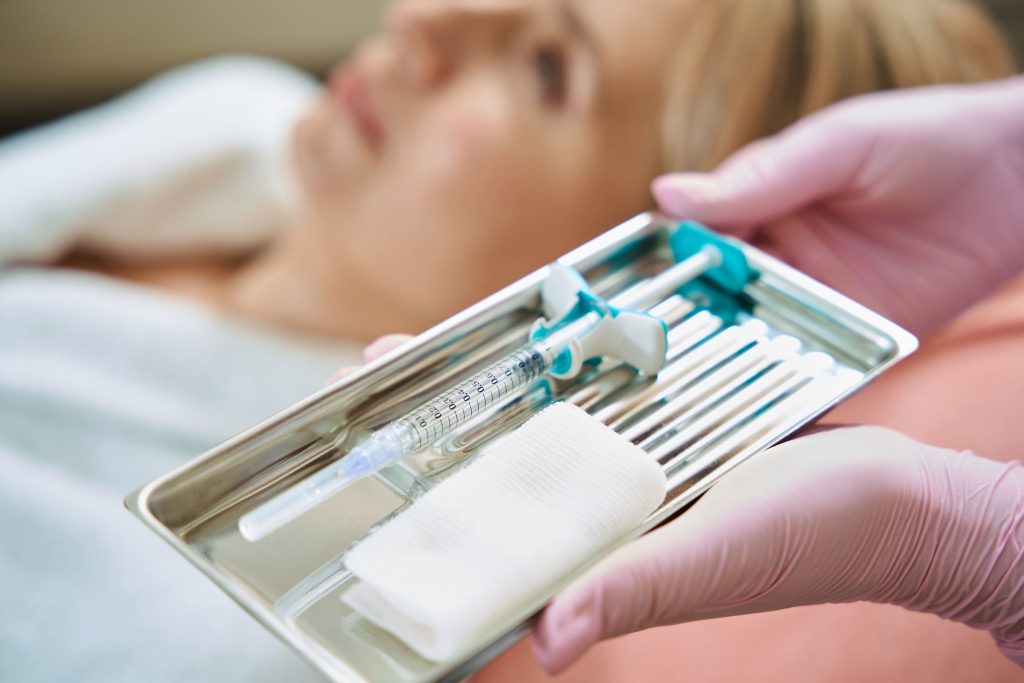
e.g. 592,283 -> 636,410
669,221 -> 758,321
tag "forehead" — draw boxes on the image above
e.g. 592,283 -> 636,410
568,0 -> 695,132
565,0 -> 695,170
572,0 -> 693,74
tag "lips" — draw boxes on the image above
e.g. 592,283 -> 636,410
328,64 -> 385,150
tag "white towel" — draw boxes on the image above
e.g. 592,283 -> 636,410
0,56 -> 313,267
342,401 -> 667,661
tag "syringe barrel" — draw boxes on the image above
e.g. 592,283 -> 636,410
342,422 -> 416,475
397,342 -> 555,451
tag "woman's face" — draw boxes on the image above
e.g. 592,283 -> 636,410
292,0 -> 691,327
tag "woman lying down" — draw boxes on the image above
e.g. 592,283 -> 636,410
0,0 -> 1018,680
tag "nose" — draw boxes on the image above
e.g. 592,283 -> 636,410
387,0 -> 527,86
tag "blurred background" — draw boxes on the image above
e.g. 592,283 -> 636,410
0,0 -> 389,136
0,0 -> 1021,137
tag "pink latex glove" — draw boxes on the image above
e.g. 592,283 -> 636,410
532,426 -> 1024,673
653,77 -> 1024,337
328,334 -> 414,382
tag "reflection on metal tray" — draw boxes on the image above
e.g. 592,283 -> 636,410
126,212 -> 917,683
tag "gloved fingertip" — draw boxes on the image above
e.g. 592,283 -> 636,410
651,174 -> 710,219
653,174 -> 765,239
531,595 -> 602,674
363,334 -> 411,362
529,632 -> 559,675
362,341 -> 386,363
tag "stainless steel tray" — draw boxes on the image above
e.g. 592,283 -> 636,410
126,212 -> 917,682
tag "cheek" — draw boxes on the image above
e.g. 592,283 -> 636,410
301,90 -> 649,321
386,112 -> 544,237
379,113 -> 636,307
409,127 -> 577,276
409,111 -> 530,208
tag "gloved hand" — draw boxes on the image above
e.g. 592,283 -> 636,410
532,426 -> 1024,673
653,77 -> 1024,336
328,333 -> 414,382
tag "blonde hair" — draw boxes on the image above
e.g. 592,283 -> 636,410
661,0 -> 1017,172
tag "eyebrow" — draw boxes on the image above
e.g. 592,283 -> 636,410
557,0 -> 603,88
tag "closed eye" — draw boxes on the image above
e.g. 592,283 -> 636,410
534,42 -> 568,107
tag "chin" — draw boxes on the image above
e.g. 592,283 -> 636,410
289,99 -> 361,199
289,105 -> 326,197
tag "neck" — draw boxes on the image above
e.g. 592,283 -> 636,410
223,228 -> 430,343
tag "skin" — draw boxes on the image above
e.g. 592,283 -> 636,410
223,0 -> 695,341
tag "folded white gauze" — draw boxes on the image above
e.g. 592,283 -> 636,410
342,401 -> 667,661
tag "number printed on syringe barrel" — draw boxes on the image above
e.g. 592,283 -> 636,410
397,344 -> 553,449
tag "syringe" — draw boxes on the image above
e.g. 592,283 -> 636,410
238,246 -> 723,541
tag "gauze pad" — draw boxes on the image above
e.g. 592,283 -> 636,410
342,401 -> 666,661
